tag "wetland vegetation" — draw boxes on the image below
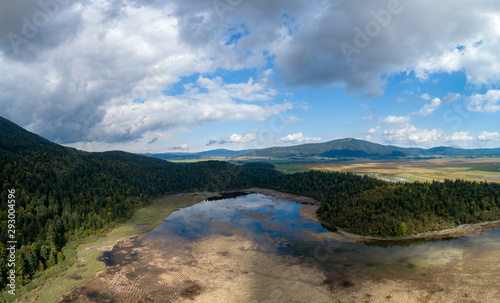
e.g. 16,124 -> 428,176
61,194 -> 500,303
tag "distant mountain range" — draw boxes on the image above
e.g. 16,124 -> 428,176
141,148 -> 256,160
145,138 -> 500,160
241,138 -> 500,159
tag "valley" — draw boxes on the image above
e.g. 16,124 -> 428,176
276,157 -> 500,183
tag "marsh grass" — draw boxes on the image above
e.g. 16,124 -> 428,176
3,192 -> 213,303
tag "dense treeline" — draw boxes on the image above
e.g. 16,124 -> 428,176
0,117 -> 280,289
256,170 -> 500,236
316,179 -> 500,236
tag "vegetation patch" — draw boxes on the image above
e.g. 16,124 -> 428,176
6,193 -> 213,303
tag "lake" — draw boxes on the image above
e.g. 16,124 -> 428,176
63,193 -> 500,302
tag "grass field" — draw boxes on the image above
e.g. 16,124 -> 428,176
273,158 -> 500,183
5,192 -> 214,303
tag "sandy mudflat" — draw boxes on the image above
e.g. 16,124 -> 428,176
58,190 -> 500,303
60,222 -> 500,303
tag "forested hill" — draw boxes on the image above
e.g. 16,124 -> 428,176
0,117 -> 279,289
241,137 -> 500,159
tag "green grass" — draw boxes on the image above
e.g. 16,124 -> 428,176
306,158 -> 500,183
3,192 -> 214,303
168,159 -> 223,163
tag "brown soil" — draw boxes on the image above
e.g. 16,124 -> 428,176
59,225 -> 500,303
58,190 -> 500,303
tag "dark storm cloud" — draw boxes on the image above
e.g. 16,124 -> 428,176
0,0 -> 86,60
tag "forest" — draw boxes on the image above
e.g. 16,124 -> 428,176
1,116 -> 500,291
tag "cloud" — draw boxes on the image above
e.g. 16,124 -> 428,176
3,0 -> 500,151
280,132 -> 321,144
448,131 -> 474,142
478,131 -> 500,141
366,126 -> 381,134
421,93 -> 431,100
382,126 -> 498,148
168,144 -> 188,150
206,131 -> 257,146
466,90 -> 500,113
442,92 -> 461,103
362,115 -> 373,121
416,97 -> 442,116
382,124 -> 443,147
380,115 -> 410,124
287,116 -> 302,123
95,75 -> 291,143
167,0 -> 500,93
0,2 -> 291,147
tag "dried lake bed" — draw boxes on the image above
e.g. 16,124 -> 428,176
61,193 -> 500,303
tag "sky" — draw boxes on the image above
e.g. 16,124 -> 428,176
1,0 -> 500,153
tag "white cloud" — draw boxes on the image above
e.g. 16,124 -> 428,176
382,124 -> 443,147
97,78 -> 292,143
168,144 -> 189,151
206,130 -> 259,146
443,92 -> 461,103
421,93 -> 431,100
467,90 -> 500,113
448,131 -> 474,142
362,115 -> 373,121
287,116 -> 302,123
366,126 -> 381,134
478,131 -> 500,141
280,132 -> 321,144
380,127 -> 500,148
228,133 -> 257,143
380,115 -> 410,124
416,97 -> 442,116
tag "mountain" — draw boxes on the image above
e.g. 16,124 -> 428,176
0,116 -> 67,154
240,138 -> 500,159
240,138 -> 407,158
143,148 -> 256,160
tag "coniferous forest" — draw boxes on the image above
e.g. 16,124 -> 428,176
1,116 -> 500,291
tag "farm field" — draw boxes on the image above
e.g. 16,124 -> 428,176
276,158 -> 500,183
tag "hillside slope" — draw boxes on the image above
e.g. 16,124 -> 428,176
0,117 -> 279,290
242,137 -> 500,158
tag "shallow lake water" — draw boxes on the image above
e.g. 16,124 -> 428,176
146,193 -> 500,279
64,193 -> 500,302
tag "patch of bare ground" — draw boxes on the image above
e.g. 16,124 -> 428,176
59,227 -> 500,303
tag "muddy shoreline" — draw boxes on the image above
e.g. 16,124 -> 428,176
59,190 -> 500,303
